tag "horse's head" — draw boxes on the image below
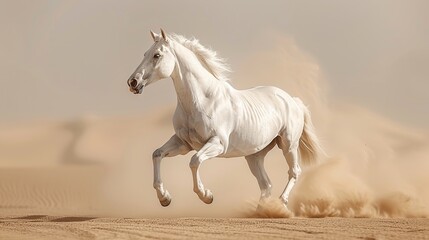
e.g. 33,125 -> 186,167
127,29 -> 175,94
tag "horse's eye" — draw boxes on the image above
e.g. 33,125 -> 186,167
154,53 -> 160,59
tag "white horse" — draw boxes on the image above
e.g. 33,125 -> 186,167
127,29 -> 324,208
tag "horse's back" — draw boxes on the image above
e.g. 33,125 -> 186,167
238,85 -> 300,116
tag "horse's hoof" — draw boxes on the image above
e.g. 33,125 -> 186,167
202,189 -> 213,204
279,196 -> 288,206
159,191 -> 171,207
160,197 -> 171,207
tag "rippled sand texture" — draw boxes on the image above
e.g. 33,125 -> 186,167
1,217 -> 428,240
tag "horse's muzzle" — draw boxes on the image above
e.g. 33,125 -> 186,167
129,85 -> 144,94
128,78 -> 144,94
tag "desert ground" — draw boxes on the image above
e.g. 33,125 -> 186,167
1,216 -> 428,240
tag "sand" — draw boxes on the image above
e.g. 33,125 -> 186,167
0,38 -> 428,239
1,217 -> 428,240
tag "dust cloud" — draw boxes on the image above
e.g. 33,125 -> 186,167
238,37 -> 429,218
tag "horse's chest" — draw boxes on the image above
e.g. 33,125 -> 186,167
175,113 -> 214,150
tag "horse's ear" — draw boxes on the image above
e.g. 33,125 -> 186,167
160,28 -> 168,42
150,30 -> 159,42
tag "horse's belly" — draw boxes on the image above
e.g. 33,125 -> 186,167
176,120 -> 280,157
223,134 -> 277,157
222,121 -> 281,157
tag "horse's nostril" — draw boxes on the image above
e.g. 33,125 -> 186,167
130,79 -> 138,88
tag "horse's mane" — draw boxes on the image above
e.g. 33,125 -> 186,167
169,34 -> 230,82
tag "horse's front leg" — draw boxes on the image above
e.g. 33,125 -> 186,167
190,136 -> 224,204
153,135 -> 190,207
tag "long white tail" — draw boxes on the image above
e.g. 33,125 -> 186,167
294,97 -> 325,165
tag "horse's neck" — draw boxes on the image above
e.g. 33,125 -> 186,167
170,43 -> 224,113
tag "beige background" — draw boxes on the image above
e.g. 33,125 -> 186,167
0,0 -> 428,219
1,0 -> 429,126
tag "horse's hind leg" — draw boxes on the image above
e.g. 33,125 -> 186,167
280,149 -> 301,206
245,140 -> 276,201
277,137 -> 302,206
153,135 -> 191,207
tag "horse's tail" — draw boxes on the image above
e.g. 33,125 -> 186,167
294,97 -> 325,165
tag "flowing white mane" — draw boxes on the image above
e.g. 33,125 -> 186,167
169,34 -> 230,81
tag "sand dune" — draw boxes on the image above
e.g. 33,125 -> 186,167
0,167 -> 106,216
